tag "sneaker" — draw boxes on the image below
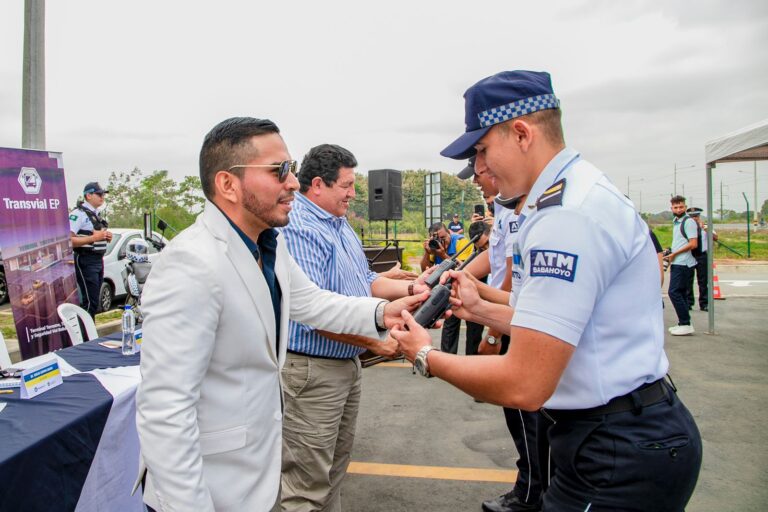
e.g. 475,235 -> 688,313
482,490 -> 540,512
669,324 -> 694,336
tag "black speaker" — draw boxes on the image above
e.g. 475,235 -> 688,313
368,169 -> 402,220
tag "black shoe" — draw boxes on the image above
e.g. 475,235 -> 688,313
700,306 -> 708,312
482,490 -> 540,512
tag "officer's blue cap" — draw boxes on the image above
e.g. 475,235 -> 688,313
457,157 -> 476,180
441,71 -> 560,160
83,181 -> 108,195
686,207 -> 703,216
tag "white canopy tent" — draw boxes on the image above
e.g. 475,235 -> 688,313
703,118 -> 768,333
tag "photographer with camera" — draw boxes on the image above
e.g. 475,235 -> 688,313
420,222 -> 469,271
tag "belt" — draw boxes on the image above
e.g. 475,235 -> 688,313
286,349 -> 358,361
541,379 -> 670,421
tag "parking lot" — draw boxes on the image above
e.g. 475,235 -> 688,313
343,294 -> 768,511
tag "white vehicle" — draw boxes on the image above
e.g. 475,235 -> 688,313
100,228 -> 168,312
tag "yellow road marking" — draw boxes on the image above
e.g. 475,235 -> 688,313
347,462 -> 517,483
375,361 -> 412,368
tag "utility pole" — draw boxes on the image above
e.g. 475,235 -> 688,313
22,0 -> 46,149
720,181 -> 723,221
674,163 -> 677,196
755,161 -> 759,224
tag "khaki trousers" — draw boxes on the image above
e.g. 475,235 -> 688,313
280,352 -> 362,512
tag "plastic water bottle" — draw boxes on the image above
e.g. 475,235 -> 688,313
121,305 -> 136,355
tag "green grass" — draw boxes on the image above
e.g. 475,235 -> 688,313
651,225 -> 768,260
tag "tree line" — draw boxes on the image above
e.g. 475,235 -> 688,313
103,168 -> 482,239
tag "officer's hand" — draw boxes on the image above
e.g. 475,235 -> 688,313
104,230 -> 113,242
478,336 -> 502,355
390,310 -> 433,363
370,335 -> 402,359
383,291 -> 430,330
92,230 -> 109,242
471,213 -> 484,223
443,270 -> 483,321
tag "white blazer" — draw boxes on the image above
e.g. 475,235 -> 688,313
135,202 -> 384,512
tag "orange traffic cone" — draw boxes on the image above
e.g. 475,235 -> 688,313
712,263 -> 725,300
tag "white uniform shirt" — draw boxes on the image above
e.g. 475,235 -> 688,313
488,204 -> 517,289
511,147 -> 668,410
69,201 -> 100,234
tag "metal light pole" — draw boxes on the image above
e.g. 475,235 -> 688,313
743,192 -> 751,258
22,0 -> 46,149
754,161 -> 759,224
673,163 -> 696,197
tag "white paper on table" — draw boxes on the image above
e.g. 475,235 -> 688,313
88,365 -> 142,398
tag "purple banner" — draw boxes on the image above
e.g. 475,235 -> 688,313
0,147 -> 78,359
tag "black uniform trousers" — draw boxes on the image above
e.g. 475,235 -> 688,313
440,314 -> 484,355
687,252 -> 709,310
74,251 -> 104,318
500,335 -> 543,506
668,265 -> 694,325
539,381 -> 702,511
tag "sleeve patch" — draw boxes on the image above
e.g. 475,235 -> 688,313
69,214 -> 78,221
530,249 -> 578,282
535,178 -> 566,210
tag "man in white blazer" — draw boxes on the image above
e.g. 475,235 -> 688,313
135,117 -> 426,512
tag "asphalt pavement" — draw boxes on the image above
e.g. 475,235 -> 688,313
343,292 -> 768,511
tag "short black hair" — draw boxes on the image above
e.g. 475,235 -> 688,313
298,144 -> 357,193
468,220 -> 490,240
199,117 -> 280,200
429,222 -> 447,234
670,195 -> 686,204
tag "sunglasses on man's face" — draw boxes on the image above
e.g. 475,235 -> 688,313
227,160 -> 298,183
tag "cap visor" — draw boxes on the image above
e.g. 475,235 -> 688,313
440,126 -> 490,160
457,164 -> 475,180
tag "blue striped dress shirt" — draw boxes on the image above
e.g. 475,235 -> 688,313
280,192 -> 378,358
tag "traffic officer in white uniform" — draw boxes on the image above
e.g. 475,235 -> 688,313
392,70 -> 702,511
69,182 -> 112,318
459,159 -> 542,512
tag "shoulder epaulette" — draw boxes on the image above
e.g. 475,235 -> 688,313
535,178 -> 566,210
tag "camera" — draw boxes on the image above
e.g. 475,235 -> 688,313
662,249 -> 672,272
428,235 -> 442,251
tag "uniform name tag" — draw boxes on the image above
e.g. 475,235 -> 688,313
20,359 -> 63,399
509,220 -> 519,233
530,250 -> 578,282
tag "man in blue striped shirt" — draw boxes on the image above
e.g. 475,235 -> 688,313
279,144 -> 420,511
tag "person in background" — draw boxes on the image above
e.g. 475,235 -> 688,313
448,213 -> 465,234
69,182 -> 113,318
649,227 -> 664,286
665,195 -> 698,335
686,207 -> 717,312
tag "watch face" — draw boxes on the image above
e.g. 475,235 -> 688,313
414,357 -> 427,376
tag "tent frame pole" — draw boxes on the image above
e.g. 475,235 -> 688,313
706,163 -> 715,334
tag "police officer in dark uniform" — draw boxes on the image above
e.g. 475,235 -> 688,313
69,182 -> 112,317
393,71 -> 702,511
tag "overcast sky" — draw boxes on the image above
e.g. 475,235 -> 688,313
1,0 -> 767,214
